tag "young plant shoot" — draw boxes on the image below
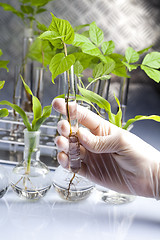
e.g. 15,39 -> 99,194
0,0 -> 54,28
39,13 -> 81,176
0,76 -> 52,173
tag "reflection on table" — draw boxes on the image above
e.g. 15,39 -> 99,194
0,179 -> 160,240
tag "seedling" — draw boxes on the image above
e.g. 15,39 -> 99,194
0,0 -> 54,28
38,14 -> 160,131
0,76 -> 52,174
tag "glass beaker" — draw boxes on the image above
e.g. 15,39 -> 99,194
10,129 -> 52,200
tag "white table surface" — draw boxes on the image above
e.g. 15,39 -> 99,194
1,168 -> 160,240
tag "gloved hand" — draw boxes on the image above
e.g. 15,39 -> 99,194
52,98 -> 160,199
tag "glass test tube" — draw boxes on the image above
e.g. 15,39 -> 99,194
64,65 -> 81,173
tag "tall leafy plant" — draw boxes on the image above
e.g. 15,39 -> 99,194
31,14 -> 160,130
0,77 -> 52,172
40,14 -> 160,129
0,0 -> 54,28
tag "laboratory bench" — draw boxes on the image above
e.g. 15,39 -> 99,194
0,82 -> 160,240
0,172 -> 160,240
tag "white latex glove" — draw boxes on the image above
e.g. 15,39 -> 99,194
52,98 -> 160,199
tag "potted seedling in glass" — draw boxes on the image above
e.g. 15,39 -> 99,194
0,76 -> 53,200
39,13 -> 95,201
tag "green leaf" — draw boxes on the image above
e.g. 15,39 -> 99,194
137,45 -> 152,55
49,53 -> 75,83
72,33 -> 91,47
103,60 -> 115,74
112,63 -> 130,78
89,21 -> 104,47
0,3 -> 17,12
0,50 -> 2,57
28,38 -> 55,67
78,86 -> 122,127
125,47 -> 139,63
39,30 -> 65,41
20,76 -> 42,127
142,52 -> 160,69
0,3 -> 24,19
55,93 -> 102,116
31,0 -> 53,7
122,61 -> 138,72
74,60 -> 84,77
81,30 -> 90,38
93,62 -> 104,78
114,95 -> 122,128
77,86 -> 114,122
0,100 -> 31,131
99,55 -> 115,66
48,13 -> 74,46
109,53 -> 125,63
0,81 -> 5,90
73,33 -> 101,57
123,115 -> 160,130
99,75 -> 111,80
74,24 -> 90,32
78,86 -> 110,110
0,60 -> 9,72
20,5 -> 34,14
36,21 -> 48,31
141,65 -> 160,83
88,77 -> 94,82
32,105 -> 52,131
81,42 -> 101,57
0,108 -> 9,118
36,8 -> 46,14
31,96 -> 42,128
73,52 -> 95,69
101,40 -> 115,55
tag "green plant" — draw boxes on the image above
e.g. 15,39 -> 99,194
0,0 -> 54,28
77,86 -> 160,130
38,14 -> 160,83
0,76 -> 52,172
37,14 -> 160,131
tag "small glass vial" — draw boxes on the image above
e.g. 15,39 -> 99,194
10,129 -> 52,200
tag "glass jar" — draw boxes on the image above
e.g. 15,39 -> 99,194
53,166 -> 94,201
10,129 -> 52,200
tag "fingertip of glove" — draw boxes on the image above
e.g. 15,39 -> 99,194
52,98 -> 65,112
78,127 -> 90,142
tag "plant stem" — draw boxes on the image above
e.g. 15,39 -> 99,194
86,75 -> 107,90
63,41 -> 72,135
26,148 -> 32,174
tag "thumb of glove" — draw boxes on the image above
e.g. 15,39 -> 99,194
78,127 -> 121,153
